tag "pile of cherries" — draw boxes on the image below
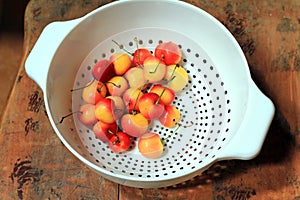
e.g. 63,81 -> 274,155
77,40 -> 189,158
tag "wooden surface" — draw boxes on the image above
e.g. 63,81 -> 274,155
0,0 -> 299,199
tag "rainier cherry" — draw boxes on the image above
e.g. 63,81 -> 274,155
149,84 -> 175,105
138,132 -> 163,159
92,59 -> 115,82
106,96 -> 125,120
109,131 -> 131,153
159,105 -> 181,128
77,104 -> 98,125
138,92 -> 165,120
93,120 -> 118,142
132,48 -> 152,66
155,41 -> 182,65
164,64 -> 189,92
95,98 -> 116,124
106,76 -> 128,96
81,80 -> 107,104
121,113 -> 149,137
123,88 -> 143,113
124,67 -> 146,89
109,52 -> 132,75
143,56 -> 166,83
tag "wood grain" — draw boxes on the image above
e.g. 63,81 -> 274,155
0,0 -> 299,199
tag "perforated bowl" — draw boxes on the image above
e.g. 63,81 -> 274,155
25,0 -> 275,188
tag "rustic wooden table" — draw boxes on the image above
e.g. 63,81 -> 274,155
0,0 -> 299,199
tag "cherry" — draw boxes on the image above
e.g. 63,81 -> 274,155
92,59 -> 115,82
132,48 -> 152,67
155,41 -> 182,65
109,131 -> 131,153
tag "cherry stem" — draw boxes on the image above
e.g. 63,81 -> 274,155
96,83 -> 106,93
71,79 -> 115,95
132,89 -> 143,112
183,121 -> 194,128
112,139 -> 120,145
112,133 -> 120,145
150,56 -> 164,74
134,37 -> 139,49
161,121 -> 193,143
155,87 -> 166,105
71,78 -> 96,92
166,76 -> 176,86
165,64 -> 179,87
130,82 -> 148,115
131,109 -> 138,115
105,81 -> 121,88
108,129 -> 117,135
56,111 -> 82,125
112,40 -> 132,55
162,123 -> 181,143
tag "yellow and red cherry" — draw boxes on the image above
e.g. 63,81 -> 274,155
106,95 -> 125,120
77,104 -> 98,125
93,120 -> 118,142
109,52 -> 132,75
149,84 -> 175,105
143,56 -> 166,83
81,80 -> 107,104
138,132 -> 163,159
92,59 -> 115,82
132,48 -> 152,66
155,41 -> 182,65
95,98 -> 116,124
164,64 -> 189,92
138,92 -> 165,120
159,105 -> 181,128
120,113 -> 149,137
123,88 -> 143,113
109,131 -> 131,153
124,67 -> 146,89
106,76 -> 128,96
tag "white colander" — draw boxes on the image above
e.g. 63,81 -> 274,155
25,0 -> 275,188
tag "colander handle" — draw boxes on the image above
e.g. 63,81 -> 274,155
217,81 -> 275,160
25,18 -> 83,91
